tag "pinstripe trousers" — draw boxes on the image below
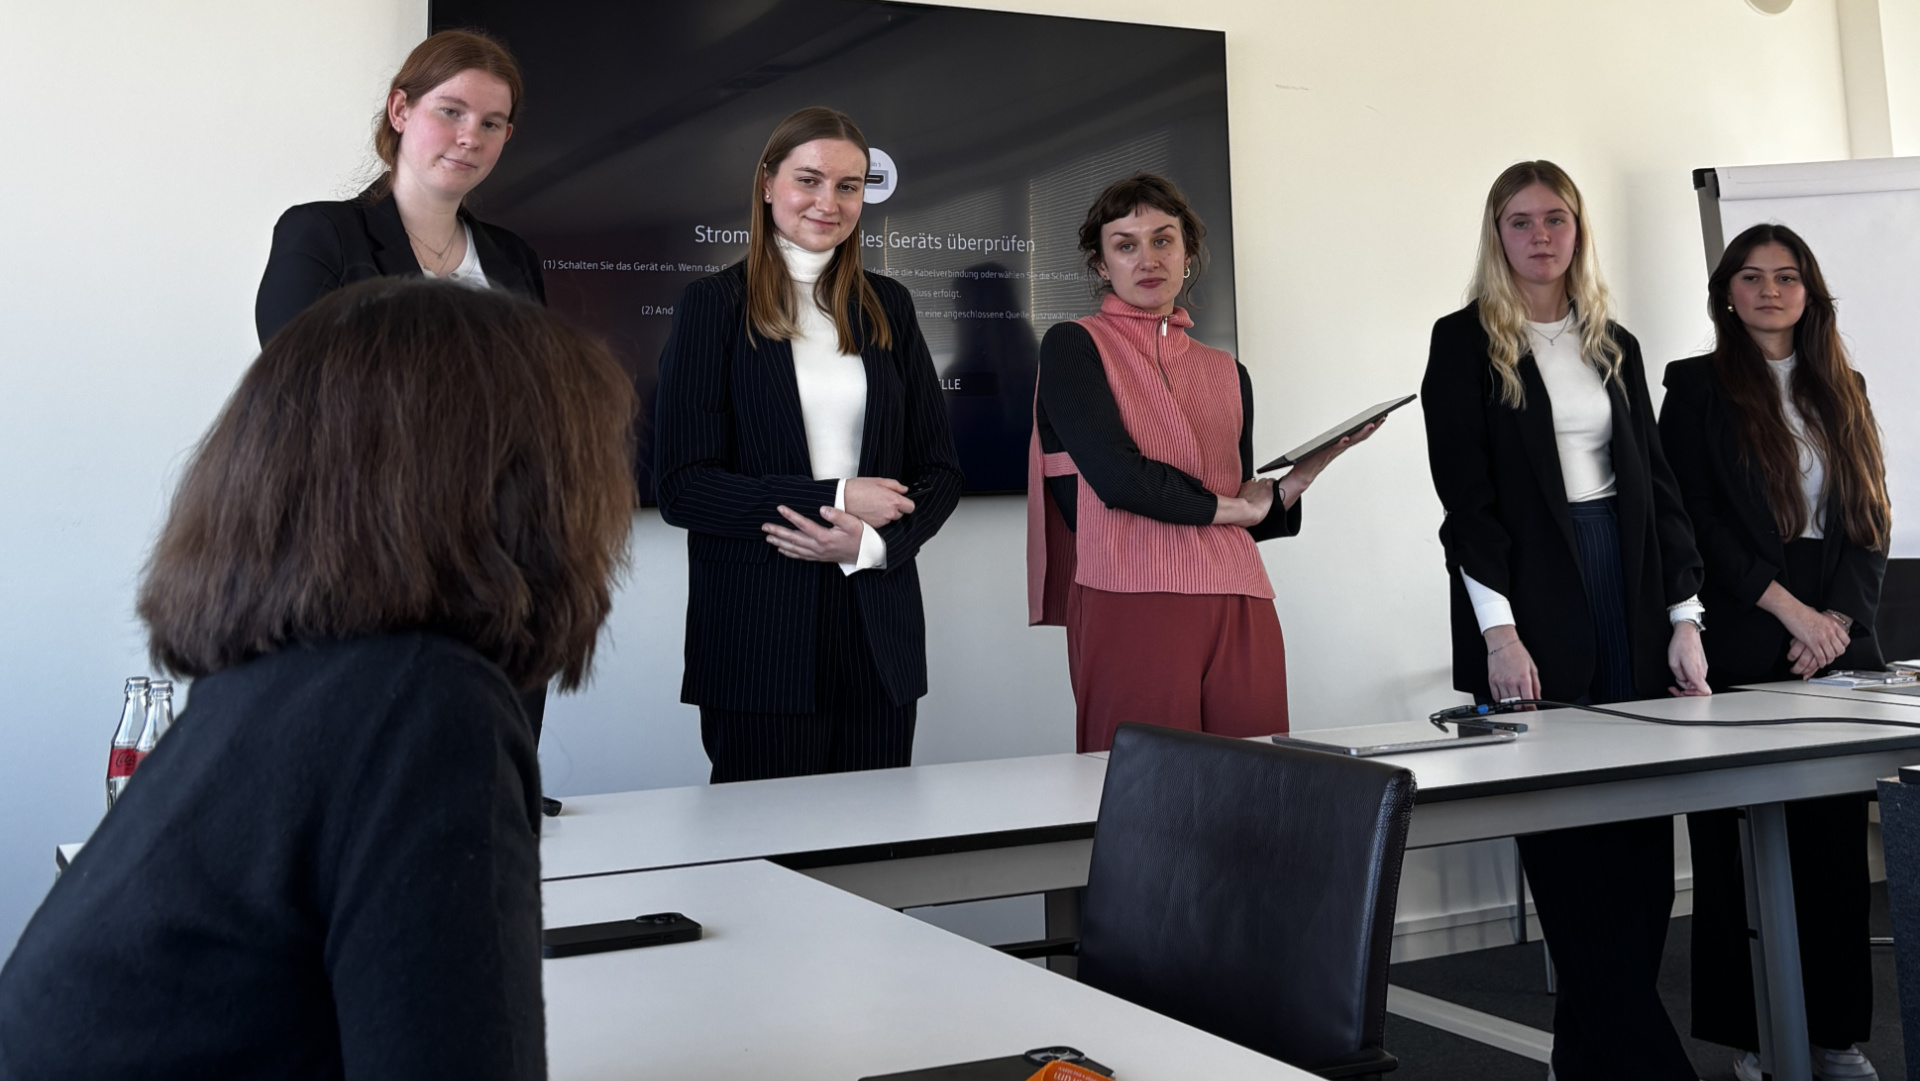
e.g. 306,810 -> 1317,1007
699,563 -> 917,784
1516,496 -> 1696,1081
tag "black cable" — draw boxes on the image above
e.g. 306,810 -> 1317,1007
1430,698 -> 1920,732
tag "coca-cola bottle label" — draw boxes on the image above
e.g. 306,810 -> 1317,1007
107,748 -> 143,778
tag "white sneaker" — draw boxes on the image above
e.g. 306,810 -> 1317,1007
1812,1045 -> 1879,1080
1733,1052 -> 1762,1081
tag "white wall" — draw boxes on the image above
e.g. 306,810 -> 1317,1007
1882,0 -> 1920,153
0,0 -> 1855,954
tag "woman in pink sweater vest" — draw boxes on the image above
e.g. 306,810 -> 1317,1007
1027,174 -> 1377,752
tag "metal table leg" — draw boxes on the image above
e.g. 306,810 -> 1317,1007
1044,887 -> 1081,977
1742,802 -> 1810,1081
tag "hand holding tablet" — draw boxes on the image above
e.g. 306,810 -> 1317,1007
1257,394 -> 1415,473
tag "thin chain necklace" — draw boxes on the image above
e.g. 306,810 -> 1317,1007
1534,311 -> 1574,347
406,222 -> 461,274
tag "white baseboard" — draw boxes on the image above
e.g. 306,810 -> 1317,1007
1391,881 -> 1695,963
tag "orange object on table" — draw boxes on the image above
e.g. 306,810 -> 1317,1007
1025,1061 -> 1109,1081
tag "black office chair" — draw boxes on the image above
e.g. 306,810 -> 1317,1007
1876,558 -> 1920,663
1077,724 -> 1416,1079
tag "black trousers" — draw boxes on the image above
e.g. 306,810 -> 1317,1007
1521,499 -> 1695,1080
700,563 -> 917,784
1689,538 -> 1873,1051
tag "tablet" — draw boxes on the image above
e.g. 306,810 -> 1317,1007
1274,720 -> 1516,757
1257,394 -> 1415,472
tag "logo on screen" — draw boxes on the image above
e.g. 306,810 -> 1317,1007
864,148 -> 897,204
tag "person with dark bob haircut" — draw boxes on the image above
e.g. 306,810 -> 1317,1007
0,279 -> 635,1080
1026,173 -> 1376,752
1661,223 -> 1891,1081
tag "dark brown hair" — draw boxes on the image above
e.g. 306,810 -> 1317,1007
369,30 -> 525,198
1077,173 -> 1207,302
1708,222 -> 1890,549
137,279 -> 636,691
746,107 -> 890,352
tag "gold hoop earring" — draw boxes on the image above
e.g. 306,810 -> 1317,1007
1183,264 -> 1192,280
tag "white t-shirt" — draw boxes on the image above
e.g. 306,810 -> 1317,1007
1768,353 -> 1826,540
420,223 -> 491,291
1461,316 -> 1701,631
1529,315 -> 1616,503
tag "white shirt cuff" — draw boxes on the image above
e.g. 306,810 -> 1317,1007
1461,570 -> 1515,633
840,521 -> 887,575
834,480 -> 888,575
1668,596 -> 1705,626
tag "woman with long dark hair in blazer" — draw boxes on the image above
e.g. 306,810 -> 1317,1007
1026,173 -> 1375,753
1661,223 -> 1890,1081
255,30 -> 556,757
1421,160 -> 1709,1081
654,107 -> 963,783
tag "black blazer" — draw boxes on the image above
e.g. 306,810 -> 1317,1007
1657,357 -> 1885,684
255,186 -> 544,345
654,262 -> 963,713
1421,302 -> 1703,701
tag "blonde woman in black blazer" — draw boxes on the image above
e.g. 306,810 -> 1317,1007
1421,161 -> 1707,1081
1660,223 -> 1891,1081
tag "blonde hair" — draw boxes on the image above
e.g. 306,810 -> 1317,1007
1469,161 -> 1623,408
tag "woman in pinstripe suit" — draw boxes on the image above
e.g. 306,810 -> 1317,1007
654,107 -> 963,783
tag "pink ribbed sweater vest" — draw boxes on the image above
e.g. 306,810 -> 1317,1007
1027,296 -> 1273,626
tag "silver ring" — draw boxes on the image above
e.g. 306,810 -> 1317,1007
1498,696 -> 1521,704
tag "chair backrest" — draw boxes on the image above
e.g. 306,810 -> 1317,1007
1078,724 -> 1416,1071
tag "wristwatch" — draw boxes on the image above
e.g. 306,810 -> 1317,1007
1825,609 -> 1855,632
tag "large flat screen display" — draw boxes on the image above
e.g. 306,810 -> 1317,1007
431,0 -> 1235,496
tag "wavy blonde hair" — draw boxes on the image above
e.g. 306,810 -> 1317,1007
1469,161 -> 1623,408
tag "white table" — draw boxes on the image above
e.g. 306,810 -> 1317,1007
542,859 -> 1317,1081
542,752 -> 1107,909
543,689 -> 1920,1081
1738,677 -> 1920,707
544,690 -> 1920,892
1345,692 -> 1920,1081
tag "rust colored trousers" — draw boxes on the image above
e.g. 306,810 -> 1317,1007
1065,584 -> 1289,753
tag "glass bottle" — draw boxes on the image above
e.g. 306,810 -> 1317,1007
106,677 -> 150,808
133,680 -> 174,768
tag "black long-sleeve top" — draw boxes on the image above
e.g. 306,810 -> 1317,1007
1035,321 -> 1299,540
0,633 -> 545,1080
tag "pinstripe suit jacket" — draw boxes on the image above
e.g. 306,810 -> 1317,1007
655,262 -> 963,713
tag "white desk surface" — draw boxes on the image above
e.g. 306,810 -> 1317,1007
542,860 -> 1316,1081
542,752 -> 1107,882
543,690 -> 1920,882
1737,678 -> 1920,709
1346,689 -> 1920,801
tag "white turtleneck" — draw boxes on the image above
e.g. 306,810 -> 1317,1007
1768,353 -> 1826,540
778,235 -> 886,573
